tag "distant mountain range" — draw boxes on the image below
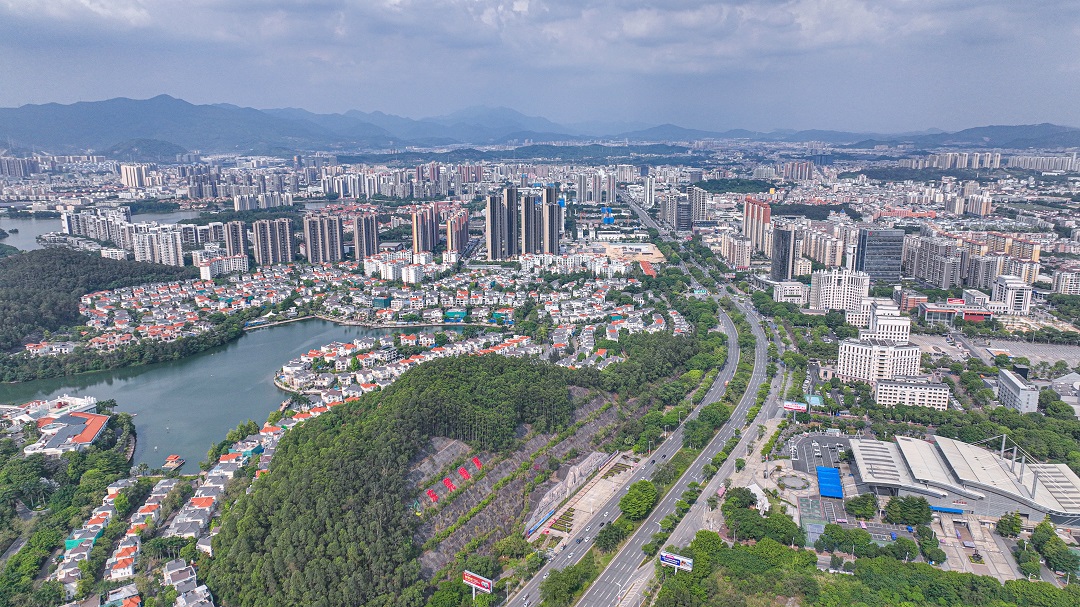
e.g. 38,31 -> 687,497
1,94 -> 1078,157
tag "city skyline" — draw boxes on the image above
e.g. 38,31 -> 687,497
2,2 -> 1079,132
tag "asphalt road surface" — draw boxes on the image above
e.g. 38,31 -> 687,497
627,200 -> 666,236
508,300 -> 743,606
574,295 -> 772,607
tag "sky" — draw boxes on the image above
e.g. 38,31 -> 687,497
1,0 -> 1079,133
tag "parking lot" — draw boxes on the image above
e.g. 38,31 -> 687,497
789,434 -> 852,473
979,339 -> 1080,366
909,334 -> 970,360
798,495 -> 914,545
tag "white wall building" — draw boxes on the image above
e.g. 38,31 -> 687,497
846,297 -> 895,328
837,338 -> 920,384
773,281 -> 809,306
100,248 -> 128,261
808,267 -> 870,312
1052,270 -> 1080,295
998,368 -> 1039,414
197,254 -> 249,280
874,376 -> 951,411
402,265 -> 426,284
858,301 -> 910,345
992,275 -> 1032,315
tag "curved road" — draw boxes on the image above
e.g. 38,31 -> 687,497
508,299 -> 743,607
574,296 -> 771,607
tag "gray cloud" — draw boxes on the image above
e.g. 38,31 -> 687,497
0,0 -> 1077,131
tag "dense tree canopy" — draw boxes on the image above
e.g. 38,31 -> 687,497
659,529 -> 1080,607
619,480 -> 659,521
883,496 -> 932,526
205,356 -> 576,607
844,493 -> 878,520
0,248 -> 195,352
1,406 -> 135,606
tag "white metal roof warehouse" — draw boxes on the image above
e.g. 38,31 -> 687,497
848,435 -> 1080,525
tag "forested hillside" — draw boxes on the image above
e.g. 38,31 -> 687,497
0,248 -> 196,352
204,356 -> 577,607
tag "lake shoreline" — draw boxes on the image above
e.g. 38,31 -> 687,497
1,312 -> 488,386
0,320 -> 468,467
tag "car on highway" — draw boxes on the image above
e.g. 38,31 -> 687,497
575,538 -> 582,544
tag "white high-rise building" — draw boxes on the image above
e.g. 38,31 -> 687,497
858,301 -> 910,345
156,230 -> 184,267
874,377 -> 951,411
808,268 -> 870,311
836,339 -> 920,384
131,228 -> 184,267
643,176 -> 656,208
992,275 -> 1032,315
120,164 -> 149,189
998,369 -> 1039,414
1052,270 -> 1080,295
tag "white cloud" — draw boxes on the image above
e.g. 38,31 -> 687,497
1,0 -> 151,26
0,0 -> 1077,130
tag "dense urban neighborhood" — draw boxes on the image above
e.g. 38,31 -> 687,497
3,122 -> 1080,607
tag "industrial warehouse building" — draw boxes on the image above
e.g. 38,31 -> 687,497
848,435 -> 1080,525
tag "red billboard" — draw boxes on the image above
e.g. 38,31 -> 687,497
462,570 -> 492,593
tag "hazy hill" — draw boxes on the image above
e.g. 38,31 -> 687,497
901,123 -> 1080,148
259,107 -> 394,141
271,105 -> 580,145
0,95 -> 350,152
614,124 -> 892,144
2,95 -> 1078,154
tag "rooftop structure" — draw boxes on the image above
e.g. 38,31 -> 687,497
24,411 -> 110,456
849,435 -> 1080,524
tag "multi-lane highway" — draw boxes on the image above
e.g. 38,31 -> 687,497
573,296 -> 772,607
627,200 -> 667,236
666,314 -> 782,550
508,302 -> 743,607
